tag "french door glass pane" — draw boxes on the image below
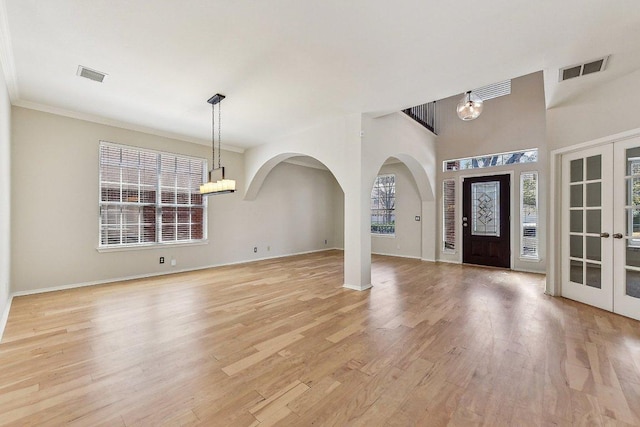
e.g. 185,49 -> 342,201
570,210 -> 583,233
586,210 -> 601,234
570,184 -> 583,207
626,269 -> 640,298
571,159 -> 583,182
586,155 -> 602,180
586,263 -> 602,289
570,260 -> 583,284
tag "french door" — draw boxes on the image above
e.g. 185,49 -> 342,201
562,137 -> 640,320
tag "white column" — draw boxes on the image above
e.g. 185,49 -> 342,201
343,186 -> 372,291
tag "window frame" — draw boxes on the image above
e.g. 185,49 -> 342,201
519,171 -> 539,260
371,174 -> 396,236
98,141 -> 208,251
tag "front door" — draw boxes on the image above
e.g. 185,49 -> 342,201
562,137 -> 640,321
462,174 -> 511,268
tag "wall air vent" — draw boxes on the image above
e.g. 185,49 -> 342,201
559,56 -> 609,82
473,80 -> 511,101
77,65 -> 107,83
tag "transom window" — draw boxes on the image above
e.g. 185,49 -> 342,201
371,174 -> 395,235
444,149 -> 538,172
99,142 -> 207,248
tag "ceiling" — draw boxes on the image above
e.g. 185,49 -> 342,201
2,0 -> 640,150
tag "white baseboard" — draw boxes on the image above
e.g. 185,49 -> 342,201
11,248 -> 341,298
343,283 -> 373,291
420,258 -> 436,262
371,251 -> 421,260
0,295 -> 13,342
435,258 -> 461,265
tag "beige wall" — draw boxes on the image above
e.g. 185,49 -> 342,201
0,67 -> 10,326
435,72 -> 547,273
371,162 -> 422,258
10,107 -> 342,293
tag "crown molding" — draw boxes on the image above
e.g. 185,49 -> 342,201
13,99 -> 246,153
0,0 -> 18,101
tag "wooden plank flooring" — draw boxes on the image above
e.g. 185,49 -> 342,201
1,250 -> 640,426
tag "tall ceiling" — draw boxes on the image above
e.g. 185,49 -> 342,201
2,0 -> 640,149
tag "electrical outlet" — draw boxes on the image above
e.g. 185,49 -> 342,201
159,257 -> 165,264
324,239 -> 328,245
415,216 -> 421,221
171,259 -> 176,266
254,247 -> 257,253
267,246 -> 270,251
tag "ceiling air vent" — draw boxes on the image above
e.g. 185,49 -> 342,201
77,65 -> 107,83
559,56 -> 609,82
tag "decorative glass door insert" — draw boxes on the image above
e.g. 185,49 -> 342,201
471,181 -> 500,237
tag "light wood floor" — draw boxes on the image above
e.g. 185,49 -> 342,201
1,251 -> 640,426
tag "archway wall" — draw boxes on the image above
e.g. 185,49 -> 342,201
361,113 -> 438,262
244,111 -> 437,289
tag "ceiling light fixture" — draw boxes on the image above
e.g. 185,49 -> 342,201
200,94 -> 236,195
456,91 -> 483,121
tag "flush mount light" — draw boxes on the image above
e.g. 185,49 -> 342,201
456,91 -> 483,121
200,94 -> 236,195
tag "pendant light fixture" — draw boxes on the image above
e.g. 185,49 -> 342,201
200,93 -> 236,195
456,91 -> 483,121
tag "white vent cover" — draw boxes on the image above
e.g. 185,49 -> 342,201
77,65 -> 107,83
559,56 -> 609,82
473,80 -> 511,101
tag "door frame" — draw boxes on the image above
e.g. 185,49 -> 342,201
548,127 -> 640,296
458,170 -> 515,269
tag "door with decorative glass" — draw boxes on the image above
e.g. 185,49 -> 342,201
462,174 -> 511,268
562,137 -> 640,321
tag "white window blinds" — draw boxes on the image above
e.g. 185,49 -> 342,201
443,179 -> 456,252
520,172 -> 539,259
99,142 -> 206,247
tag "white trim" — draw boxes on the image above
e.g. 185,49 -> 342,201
0,294 -> 13,342
548,126 -> 640,296
512,267 -> 546,275
13,100 -> 245,153
421,257 -> 437,262
343,283 -> 373,291
371,251 -> 421,260
371,234 -> 396,239
0,0 -> 18,101
435,258 -> 461,264
11,248 -> 339,298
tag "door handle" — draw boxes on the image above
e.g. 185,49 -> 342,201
600,232 -> 610,238
613,233 -> 623,239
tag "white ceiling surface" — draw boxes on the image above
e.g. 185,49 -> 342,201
3,1 -> 640,150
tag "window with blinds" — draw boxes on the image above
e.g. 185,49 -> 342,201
443,179 -> 456,252
371,174 -> 395,235
99,142 -> 206,248
520,172 -> 539,259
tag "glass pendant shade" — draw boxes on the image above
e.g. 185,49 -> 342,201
456,91 -> 483,121
201,93 -> 236,195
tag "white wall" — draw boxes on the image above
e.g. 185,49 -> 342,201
435,72 -> 547,273
546,68 -> 640,151
371,162 -> 422,259
0,66 -> 11,329
545,68 -> 640,294
10,107 -> 342,293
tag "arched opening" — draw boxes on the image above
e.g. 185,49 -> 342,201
244,154 -> 345,264
370,157 -> 424,259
